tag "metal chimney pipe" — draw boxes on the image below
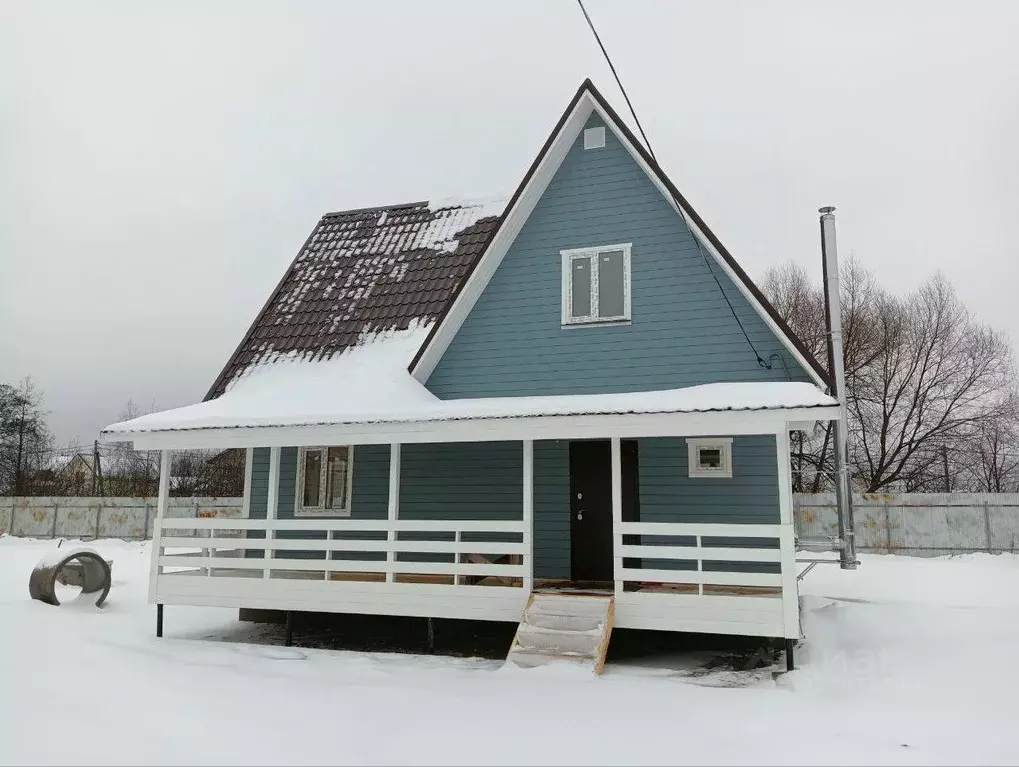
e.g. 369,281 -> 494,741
819,206 -> 858,570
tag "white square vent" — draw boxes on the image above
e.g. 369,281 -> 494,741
583,126 -> 606,150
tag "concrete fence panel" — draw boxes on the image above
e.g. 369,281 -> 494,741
794,493 -> 1019,556
0,497 -> 244,541
4,494 -> 1019,555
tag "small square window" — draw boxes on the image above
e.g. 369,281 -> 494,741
583,126 -> 606,149
561,244 -> 631,325
297,446 -> 353,516
687,438 -> 733,478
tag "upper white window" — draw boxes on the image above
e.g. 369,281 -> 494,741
687,438 -> 733,479
583,126 -> 606,149
297,446 -> 353,516
561,243 -> 632,325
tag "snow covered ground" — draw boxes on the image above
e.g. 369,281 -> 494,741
1,537 -> 1017,765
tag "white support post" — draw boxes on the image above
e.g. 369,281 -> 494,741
148,449 -> 171,603
522,439 -> 534,593
241,447 -> 254,518
610,436 -> 623,599
696,535 -> 703,596
264,447 -> 281,580
776,428 -> 800,639
386,443 -> 401,584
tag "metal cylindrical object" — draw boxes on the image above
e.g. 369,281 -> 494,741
819,206 -> 857,570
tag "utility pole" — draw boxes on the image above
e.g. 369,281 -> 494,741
93,440 -> 105,497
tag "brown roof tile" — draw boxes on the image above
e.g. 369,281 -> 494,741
205,198 -> 504,399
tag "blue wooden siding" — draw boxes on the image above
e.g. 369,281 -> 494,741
244,437 -> 777,576
246,445 -> 389,560
426,113 -> 812,398
245,442 -> 568,576
534,440 -> 571,579
636,435 -> 780,573
399,442 -> 521,522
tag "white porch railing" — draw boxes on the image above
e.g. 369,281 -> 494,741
612,520 -> 796,638
156,517 -> 529,586
614,521 -> 785,593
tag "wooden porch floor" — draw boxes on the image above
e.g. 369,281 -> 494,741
164,568 -> 779,596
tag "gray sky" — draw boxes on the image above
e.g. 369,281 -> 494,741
3,0 -> 1018,446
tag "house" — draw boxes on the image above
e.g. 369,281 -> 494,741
102,80 -> 840,666
37,452 -> 95,495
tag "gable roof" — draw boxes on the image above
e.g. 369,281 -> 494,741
205,198 -> 505,399
407,79 -> 831,390
207,79 -> 829,404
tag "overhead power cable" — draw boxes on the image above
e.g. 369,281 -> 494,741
576,0 -> 772,370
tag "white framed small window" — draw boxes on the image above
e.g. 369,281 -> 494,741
561,243 -> 632,325
687,438 -> 733,479
583,126 -> 606,149
296,446 -> 353,516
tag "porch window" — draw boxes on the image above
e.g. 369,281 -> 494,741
561,243 -> 632,325
687,438 -> 733,479
297,446 -> 352,516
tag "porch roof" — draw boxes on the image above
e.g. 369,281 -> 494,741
102,327 -> 837,446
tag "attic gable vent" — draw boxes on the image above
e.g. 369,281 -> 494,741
583,126 -> 605,150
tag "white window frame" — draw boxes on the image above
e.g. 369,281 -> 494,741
687,437 -> 733,479
295,446 -> 354,517
560,243 -> 632,326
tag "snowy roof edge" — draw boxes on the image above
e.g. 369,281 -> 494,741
103,399 -> 837,437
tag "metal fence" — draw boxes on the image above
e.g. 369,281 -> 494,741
0,496 -> 243,540
795,493 -> 1019,556
3,494 -> 1019,556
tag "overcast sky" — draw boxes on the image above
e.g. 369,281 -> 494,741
3,0 -> 1017,446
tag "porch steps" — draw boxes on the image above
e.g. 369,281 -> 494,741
506,593 -> 614,675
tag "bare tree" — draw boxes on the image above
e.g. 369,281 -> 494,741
763,261 -> 1016,493
849,275 -> 1014,491
953,397 -> 1019,492
0,378 -> 53,495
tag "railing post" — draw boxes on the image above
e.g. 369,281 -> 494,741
453,528 -> 461,586
696,534 -> 703,596
387,443 -> 401,584
522,439 -> 534,593
610,437 -> 623,599
264,447 -> 281,580
776,429 -> 800,640
241,447 -> 254,518
149,449 -> 172,604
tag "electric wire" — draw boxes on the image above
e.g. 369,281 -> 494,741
576,0 -> 772,370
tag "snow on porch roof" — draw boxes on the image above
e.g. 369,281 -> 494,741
103,327 -> 837,438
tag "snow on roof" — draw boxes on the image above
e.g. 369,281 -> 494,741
206,196 -> 507,399
104,326 -> 836,436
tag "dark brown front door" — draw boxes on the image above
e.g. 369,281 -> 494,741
570,440 -> 639,583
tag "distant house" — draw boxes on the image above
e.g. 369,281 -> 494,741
103,80 -> 838,662
39,453 -> 95,495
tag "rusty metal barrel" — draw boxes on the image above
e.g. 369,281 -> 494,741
29,548 -> 112,607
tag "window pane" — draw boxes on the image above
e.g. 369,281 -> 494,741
571,258 -> 592,318
698,448 -> 722,469
598,250 -> 625,318
302,450 -> 322,507
325,447 -> 349,509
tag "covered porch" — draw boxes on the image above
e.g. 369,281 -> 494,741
125,391 -> 839,643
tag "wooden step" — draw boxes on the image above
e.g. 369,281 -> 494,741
515,628 -> 602,657
504,649 -> 598,669
506,593 -> 615,675
520,611 -> 604,633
